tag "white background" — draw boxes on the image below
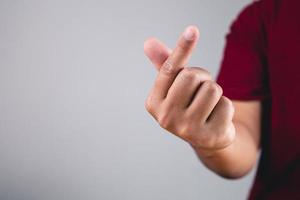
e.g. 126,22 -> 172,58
0,1 -> 256,199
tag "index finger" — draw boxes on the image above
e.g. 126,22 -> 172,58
152,26 -> 200,100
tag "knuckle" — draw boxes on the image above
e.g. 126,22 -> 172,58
189,67 -> 213,80
180,67 -> 213,83
144,97 -> 154,113
203,81 -> 223,97
180,67 -> 200,81
161,60 -> 178,75
220,96 -> 235,114
178,124 -> 192,139
157,112 -> 173,130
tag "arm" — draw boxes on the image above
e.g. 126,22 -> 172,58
196,1 -> 268,178
144,26 -> 262,180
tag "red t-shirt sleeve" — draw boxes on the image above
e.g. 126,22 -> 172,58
216,1 -> 270,101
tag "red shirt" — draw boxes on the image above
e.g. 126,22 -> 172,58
216,0 -> 300,199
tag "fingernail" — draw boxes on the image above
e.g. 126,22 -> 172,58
183,26 -> 197,41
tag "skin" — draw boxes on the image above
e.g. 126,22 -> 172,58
144,26 -> 261,179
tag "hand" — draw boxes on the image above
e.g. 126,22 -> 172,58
144,26 -> 236,153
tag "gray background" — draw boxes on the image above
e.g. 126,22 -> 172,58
0,0 -> 257,199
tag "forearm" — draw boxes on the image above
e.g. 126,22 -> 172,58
192,122 -> 260,179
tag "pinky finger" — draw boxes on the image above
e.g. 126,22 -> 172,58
206,96 -> 234,128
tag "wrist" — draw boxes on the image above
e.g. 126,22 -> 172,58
190,137 -> 236,158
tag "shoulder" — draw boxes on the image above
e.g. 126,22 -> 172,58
231,0 -> 279,27
226,0 -> 279,50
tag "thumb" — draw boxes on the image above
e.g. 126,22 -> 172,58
144,37 -> 172,71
